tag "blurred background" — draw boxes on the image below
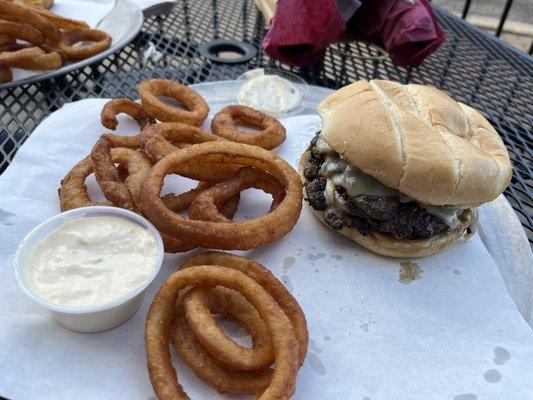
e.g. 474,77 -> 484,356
434,0 -> 532,53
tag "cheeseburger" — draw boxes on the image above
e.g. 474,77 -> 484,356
300,80 -> 512,258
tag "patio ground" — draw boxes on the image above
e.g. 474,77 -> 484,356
434,0 -> 532,53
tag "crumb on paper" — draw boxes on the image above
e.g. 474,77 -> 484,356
399,261 -> 423,284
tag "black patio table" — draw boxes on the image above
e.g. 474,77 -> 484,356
0,0 -> 531,244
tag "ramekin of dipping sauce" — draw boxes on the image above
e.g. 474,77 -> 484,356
236,68 -> 308,117
13,206 -> 164,333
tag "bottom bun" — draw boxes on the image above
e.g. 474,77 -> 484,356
299,151 -> 471,258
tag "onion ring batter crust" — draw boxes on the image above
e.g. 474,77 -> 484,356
211,105 -> 286,150
101,98 -> 155,133
140,141 -> 303,250
59,29 -> 111,60
0,0 -> 61,45
145,264 -> 299,400
139,79 -> 209,126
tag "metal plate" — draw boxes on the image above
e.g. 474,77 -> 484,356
0,0 -> 143,90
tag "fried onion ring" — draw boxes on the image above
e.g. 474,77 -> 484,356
0,33 -> 14,46
138,130 -> 239,183
32,7 -> 89,31
100,98 -> 155,133
175,252 -> 308,380
211,105 -> 286,150
145,264 -> 299,399
59,146 -> 152,212
0,65 -> 12,83
182,285 -> 274,371
59,29 -> 111,60
181,251 -> 308,367
58,156 -> 111,211
105,120 -> 218,150
138,79 -> 209,126
89,139 -> 241,253
188,167 -> 286,223
91,139 -> 138,211
0,46 -> 61,70
62,144 -> 188,253
140,141 -> 303,250
0,0 -> 61,45
0,20 -> 45,45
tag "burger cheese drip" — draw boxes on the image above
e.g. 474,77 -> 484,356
304,134 -> 477,240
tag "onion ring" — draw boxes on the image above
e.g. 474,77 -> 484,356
138,79 -> 209,126
140,141 -> 303,250
145,264 -> 299,399
32,7 -> 89,31
61,144 -> 189,253
0,0 -> 61,45
0,46 -> 61,70
104,120 -> 218,150
0,33 -> 14,46
177,252 -> 308,377
180,251 -> 308,366
211,105 -> 286,150
172,299 -> 272,394
0,65 -> 12,83
58,156 -> 111,211
188,166 -> 286,223
159,183 -> 240,254
59,146 -> 152,212
89,139 -> 241,253
0,20 -> 45,45
59,29 -> 111,60
182,285 -> 274,371
90,139 -> 138,211
138,129 -> 239,183
100,98 -> 155,132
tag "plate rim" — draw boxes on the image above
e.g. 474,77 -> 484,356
0,0 -> 143,91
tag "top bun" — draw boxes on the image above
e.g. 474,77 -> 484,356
317,80 -> 512,206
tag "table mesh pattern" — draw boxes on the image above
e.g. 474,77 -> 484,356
0,0 -> 531,243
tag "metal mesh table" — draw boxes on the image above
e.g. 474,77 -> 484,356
0,0 -> 531,243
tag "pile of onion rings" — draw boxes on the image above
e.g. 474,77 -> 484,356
0,0 -> 110,83
146,251 -> 308,398
58,79 -> 302,252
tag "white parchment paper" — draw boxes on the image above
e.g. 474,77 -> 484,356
1,95 -> 533,400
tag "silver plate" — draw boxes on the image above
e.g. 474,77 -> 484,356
0,0 -> 143,90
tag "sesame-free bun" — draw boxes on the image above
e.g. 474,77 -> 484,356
317,80 -> 512,206
298,151 -> 473,258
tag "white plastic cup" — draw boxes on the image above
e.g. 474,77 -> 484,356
13,206 -> 164,333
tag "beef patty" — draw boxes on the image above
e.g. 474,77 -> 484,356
303,133 -> 448,240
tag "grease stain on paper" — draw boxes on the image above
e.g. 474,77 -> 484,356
282,256 -> 296,271
483,369 -> 502,383
493,346 -> 511,365
307,252 -> 326,262
0,209 -> 15,225
308,352 -> 326,375
309,338 -> 322,354
453,394 -> 477,400
359,321 -> 375,332
399,261 -> 423,284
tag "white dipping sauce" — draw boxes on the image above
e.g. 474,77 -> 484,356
238,73 -> 302,115
25,216 -> 158,307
